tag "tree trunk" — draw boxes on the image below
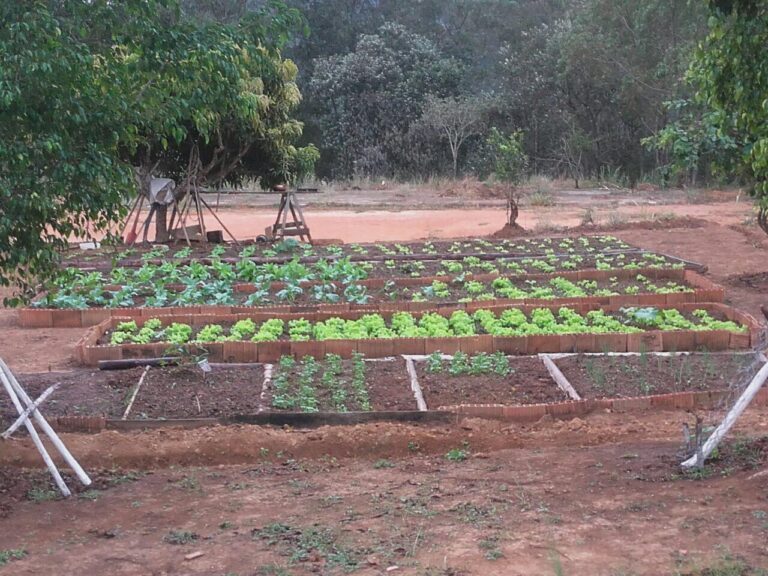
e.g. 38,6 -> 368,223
155,204 -> 169,243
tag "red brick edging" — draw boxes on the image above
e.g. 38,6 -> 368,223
20,269 -> 723,328
72,302 -> 761,366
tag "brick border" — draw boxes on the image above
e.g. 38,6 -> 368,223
20,268 -> 723,328
73,302 -> 760,366
46,387 -> 768,433
439,387 -> 768,423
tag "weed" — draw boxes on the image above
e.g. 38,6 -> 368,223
253,523 -> 361,570
0,549 -> 27,566
408,441 -> 421,453
528,190 -> 555,207
479,535 -> 504,560
26,487 -> 57,503
374,459 -> 395,469
163,530 -> 199,545
175,476 -> 201,492
78,489 -> 102,501
445,447 -> 469,462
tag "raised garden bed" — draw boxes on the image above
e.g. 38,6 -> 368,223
0,369 -> 140,428
263,355 -> 417,413
64,235 -> 639,268
74,303 -> 759,366
126,365 -> 264,419
8,350 -> 768,434
414,352 -> 567,408
20,268 -> 723,328
554,352 -> 760,399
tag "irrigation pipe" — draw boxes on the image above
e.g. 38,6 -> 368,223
404,357 -> 428,411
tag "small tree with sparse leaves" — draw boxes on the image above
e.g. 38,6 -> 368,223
486,128 -> 528,226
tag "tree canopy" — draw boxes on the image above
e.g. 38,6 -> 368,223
685,0 -> 768,231
0,0 -> 315,301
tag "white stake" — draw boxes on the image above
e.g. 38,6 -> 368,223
122,366 -> 150,420
2,382 -> 60,439
0,360 -> 91,486
540,355 -> 581,401
404,357 -> 428,411
0,368 -> 71,496
681,358 -> 768,469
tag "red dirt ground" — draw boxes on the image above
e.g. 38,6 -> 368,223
1,190 -> 768,575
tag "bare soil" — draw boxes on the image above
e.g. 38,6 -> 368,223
556,353 -> 760,399
3,411 -> 768,574
129,365 -> 264,419
364,359 -> 419,411
0,368 -> 140,427
2,189 -> 768,575
416,357 -> 566,408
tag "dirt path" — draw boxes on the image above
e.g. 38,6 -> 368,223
81,199 -> 755,243
614,223 -> 768,319
2,410 -> 768,575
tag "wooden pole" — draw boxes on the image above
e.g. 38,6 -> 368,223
681,358 -> 768,469
2,382 -> 59,439
0,368 -> 71,496
0,360 -> 92,486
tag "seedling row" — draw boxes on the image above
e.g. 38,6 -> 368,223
67,235 -> 639,268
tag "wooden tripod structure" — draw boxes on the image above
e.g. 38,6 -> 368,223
269,188 -> 313,243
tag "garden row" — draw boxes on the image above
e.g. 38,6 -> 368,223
73,302 -> 760,366
34,251 -> 686,310
66,235 -> 639,268
5,352 -> 763,431
21,267 -> 721,328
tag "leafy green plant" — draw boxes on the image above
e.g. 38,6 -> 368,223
0,549 -> 27,566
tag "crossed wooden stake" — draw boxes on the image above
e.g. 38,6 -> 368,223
0,359 -> 91,497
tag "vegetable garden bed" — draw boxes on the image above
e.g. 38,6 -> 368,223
264,355 -> 417,413
73,302 -> 759,366
553,352 -> 760,399
126,365 -> 264,419
9,351 -> 768,434
64,235 -> 640,268
414,352 -> 567,407
20,268 -> 723,328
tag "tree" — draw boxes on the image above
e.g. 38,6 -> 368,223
486,128 -> 528,226
686,0 -> 768,233
0,0 -> 315,300
419,95 -> 487,177
309,23 -> 462,179
0,1 -> 138,302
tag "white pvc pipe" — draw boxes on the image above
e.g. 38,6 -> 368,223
0,368 -> 71,496
2,382 -> 60,439
681,359 -> 768,469
0,360 -> 91,486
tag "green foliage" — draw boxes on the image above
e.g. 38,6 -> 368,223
0,549 -> 27,566
486,128 -> 528,185
0,0 -> 315,302
686,0 -> 768,229
309,22 -> 462,178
